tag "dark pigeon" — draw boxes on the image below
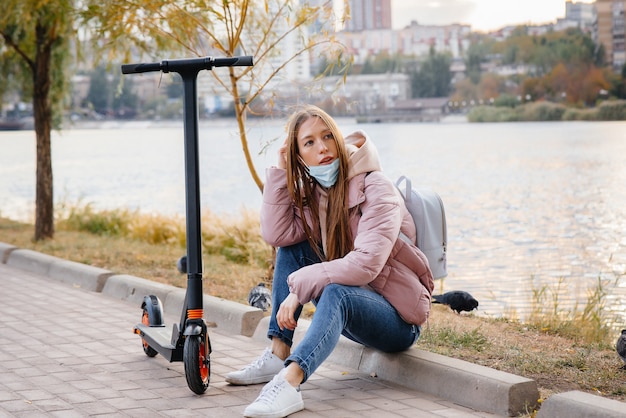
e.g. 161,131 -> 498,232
617,329 -> 626,369
432,291 -> 479,314
176,255 -> 187,274
248,283 -> 272,312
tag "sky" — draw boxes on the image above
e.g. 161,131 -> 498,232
391,0 -> 594,32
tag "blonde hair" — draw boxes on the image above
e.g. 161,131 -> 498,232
285,105 -> 353,261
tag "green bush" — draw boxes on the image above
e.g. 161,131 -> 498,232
61,204 -> 132,236
494,93 -> 519,108
469,100 -> 626,122
595,100 -> 626,121
468,106 -> 519,122
562,108 -> 597,121
519,102 -> 567,121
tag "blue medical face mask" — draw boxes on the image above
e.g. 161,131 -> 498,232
306,158 -> 340,188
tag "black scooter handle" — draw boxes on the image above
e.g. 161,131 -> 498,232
121,55 -> 254,74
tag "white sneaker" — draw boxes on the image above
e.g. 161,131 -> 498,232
225,348 -> 284,385
243,369 -> 304,418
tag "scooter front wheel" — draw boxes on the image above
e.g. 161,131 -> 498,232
183,334 -> 210,394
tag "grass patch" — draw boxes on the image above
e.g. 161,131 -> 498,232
467,100 -> 626,123
526,276 -> 616,347
421,326 -> 490,352
56,201 -> 272,269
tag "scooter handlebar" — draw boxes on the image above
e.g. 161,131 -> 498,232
121,62 -> 162,74
213,56 -> 254,67
121,56 -> 253,74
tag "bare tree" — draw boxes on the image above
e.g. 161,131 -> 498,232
81,0 -> 351,192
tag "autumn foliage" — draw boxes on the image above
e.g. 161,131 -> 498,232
461,27 -> 621,108
522,63 -> 611,106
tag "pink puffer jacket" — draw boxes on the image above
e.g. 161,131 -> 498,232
260,132 -> 434,326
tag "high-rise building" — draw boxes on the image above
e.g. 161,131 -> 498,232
344,0 -> 392,32
566,0 -> 595,21
564,0 -> 595,31
595,0 -> 626,71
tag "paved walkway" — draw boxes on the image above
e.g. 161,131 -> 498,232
0,263 -> 498,417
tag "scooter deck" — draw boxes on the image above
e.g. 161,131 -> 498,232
134,323 -> 183,362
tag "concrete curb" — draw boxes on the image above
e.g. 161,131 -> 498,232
7,248 -> 113,292
251,317 -> 540,417
2,241 -> 625,417
360,348 -> 539,416
100,273 -> 264,337
536,390 -> 626,418
0,242 -> 16,263
1,243 -> 262,338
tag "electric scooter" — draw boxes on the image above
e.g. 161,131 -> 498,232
121,55 -> 254,394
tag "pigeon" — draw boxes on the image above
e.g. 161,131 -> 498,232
617,329 -> 626,369
432,290 -> 479,314
248,283 -> 272,312
176,255 -> 187,274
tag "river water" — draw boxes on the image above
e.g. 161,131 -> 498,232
1,118 -> 625,326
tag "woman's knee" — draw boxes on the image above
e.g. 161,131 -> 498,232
275,241 -> 320,271
318,283 -> 352,305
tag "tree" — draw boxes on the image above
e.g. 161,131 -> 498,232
544,62 -> 570,102
85,66 -> 111,115
361,51 -> 405,74
0,0 -> 74,240
478,73 -> 505,102
520,76 -> 546,102
81,0 -> 350,192
111,72 -> 139,118
608,63 -> 626,99
411,47 -> 452,98
465,43 -> 484,85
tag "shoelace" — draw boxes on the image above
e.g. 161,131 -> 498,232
256,378 -> 287,405
244,349 -> 273,371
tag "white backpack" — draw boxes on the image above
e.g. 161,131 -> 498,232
395,176 -> 448,279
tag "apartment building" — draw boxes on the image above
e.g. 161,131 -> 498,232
595,0 -> 626,71
566,0 -> 596,30
344,0 -> 392,31
336,22 -> 471,64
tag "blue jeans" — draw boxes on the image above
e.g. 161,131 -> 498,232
267,240 -> 420,383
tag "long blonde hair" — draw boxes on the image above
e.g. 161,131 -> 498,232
285,105 -> 353,261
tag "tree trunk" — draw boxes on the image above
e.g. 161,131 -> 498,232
33,22 -> 54,241
230,68 -> 264,194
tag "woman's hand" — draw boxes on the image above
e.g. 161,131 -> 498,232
345,131 -> 366,148
277,140 -> 288,169
277,293 -> 300,331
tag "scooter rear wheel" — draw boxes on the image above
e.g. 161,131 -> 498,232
141,309 -> 158,357
184,334 -> 210,394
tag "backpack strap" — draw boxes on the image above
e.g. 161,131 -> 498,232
395,175 -> 414,246
395,175 -> 412,203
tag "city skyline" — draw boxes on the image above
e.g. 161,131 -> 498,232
391,0 -> 595,32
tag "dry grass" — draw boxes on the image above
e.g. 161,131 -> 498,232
0,214 -> 270,304
420,305 -> 626,404
1,212 -> 625,410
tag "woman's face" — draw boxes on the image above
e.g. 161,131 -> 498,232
296,116 -> 338,167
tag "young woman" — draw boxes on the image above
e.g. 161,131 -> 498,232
226,105 -> 434,417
